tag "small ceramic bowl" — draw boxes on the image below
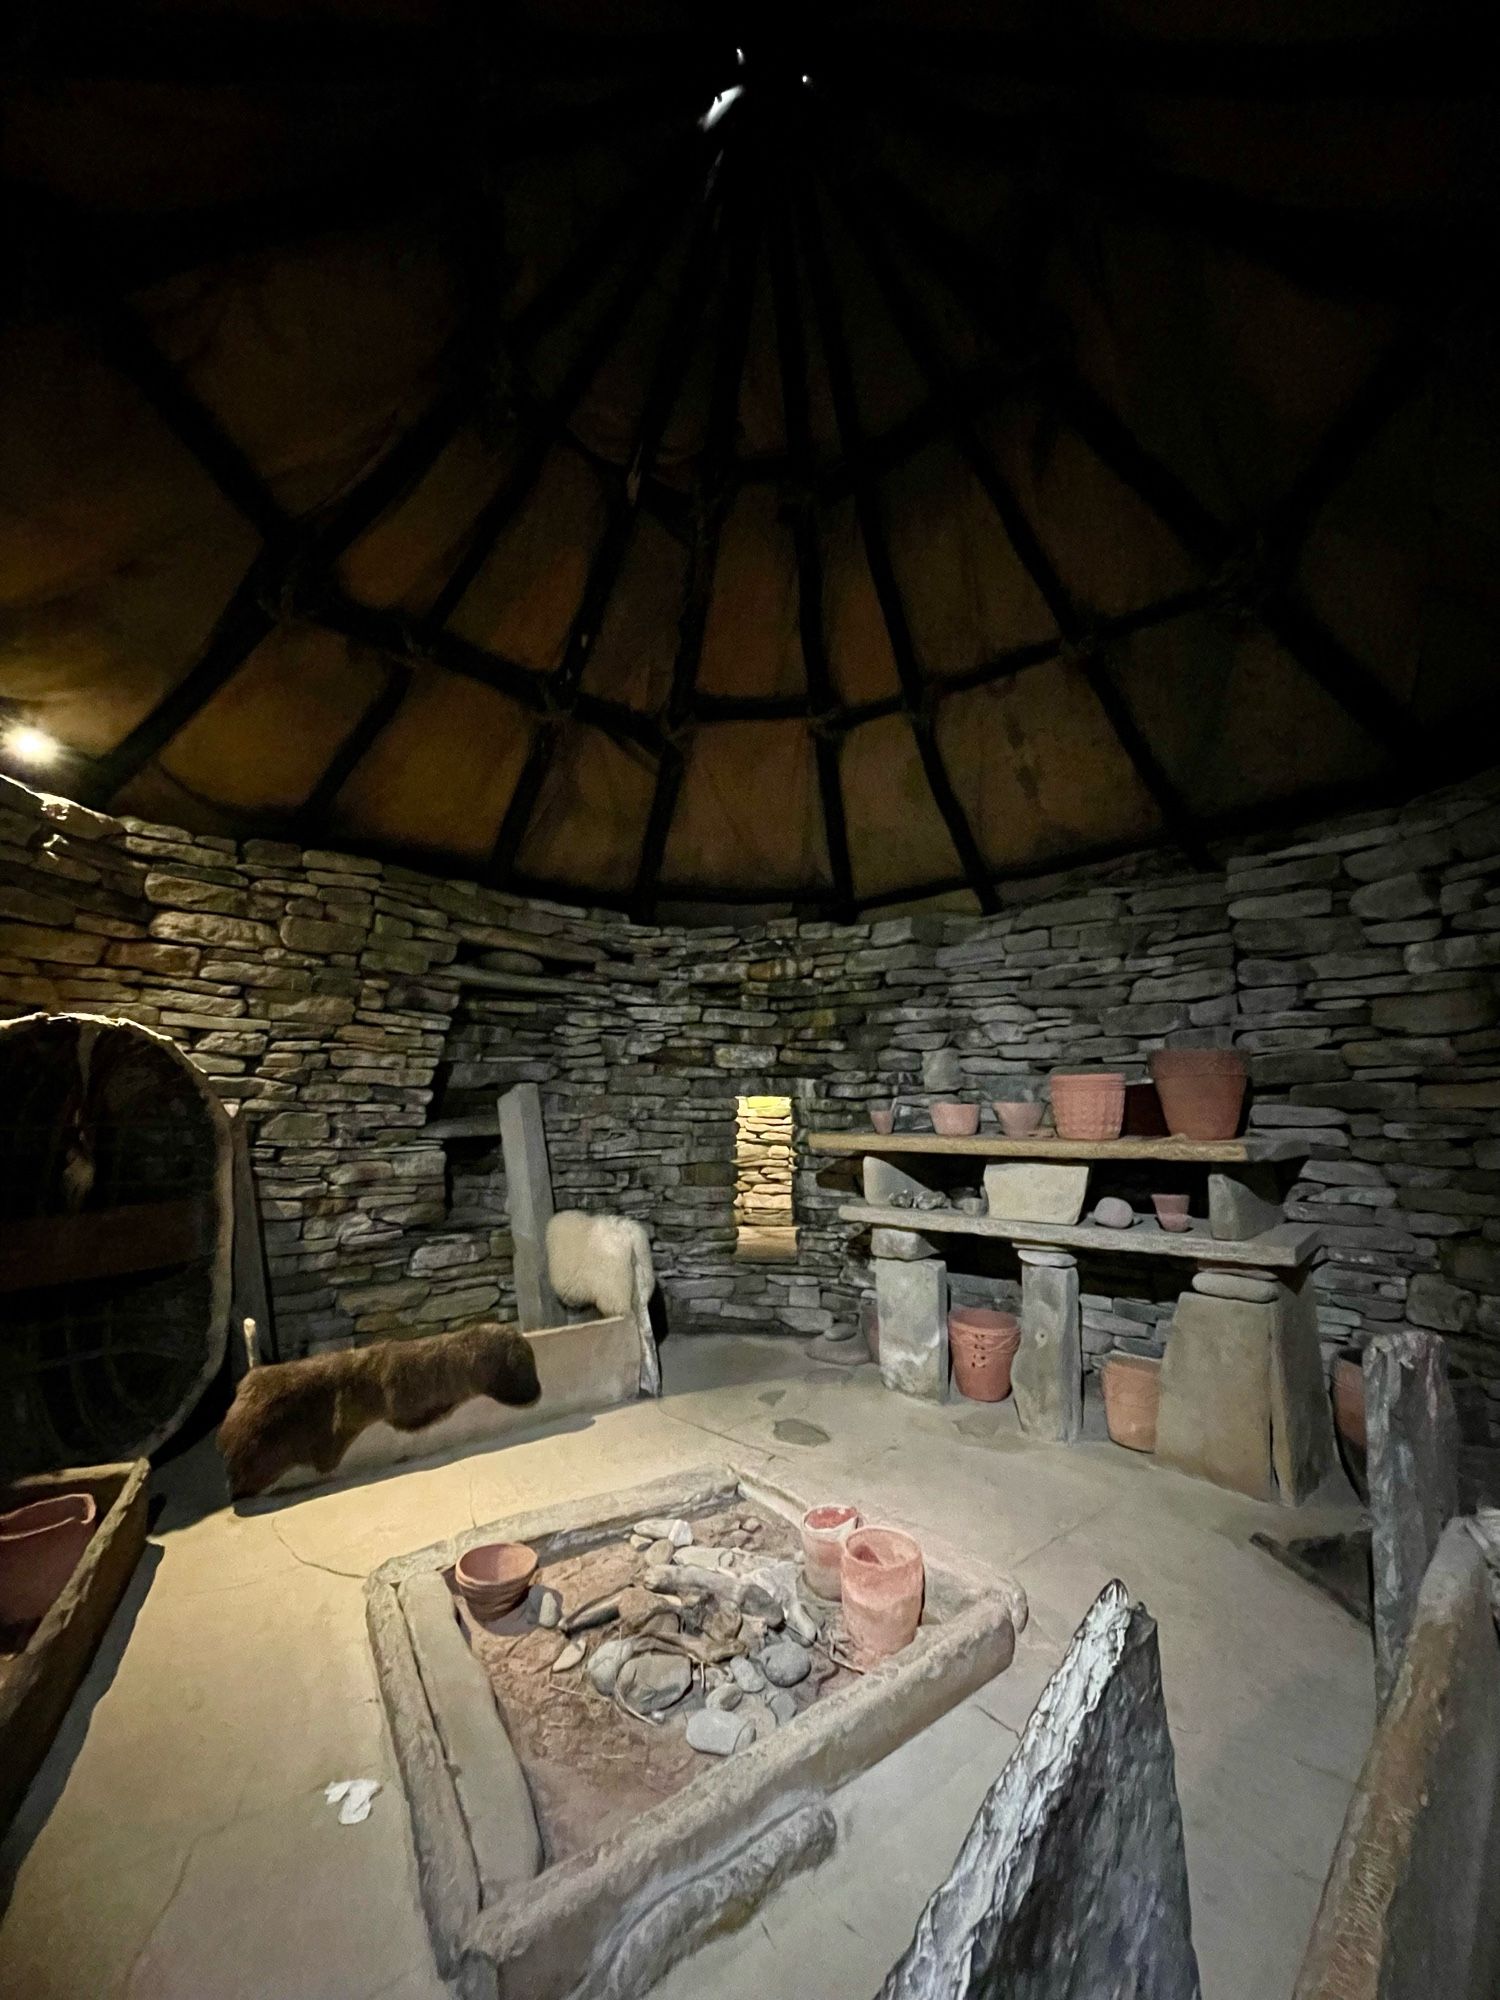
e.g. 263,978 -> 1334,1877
993,1100 -> 1044,1138
930,1101 -> 980,1137
454,1541 -> 537,1620
1152,1193 -> 1192,1233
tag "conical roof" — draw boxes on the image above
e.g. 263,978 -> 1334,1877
2,6 -> 1495,916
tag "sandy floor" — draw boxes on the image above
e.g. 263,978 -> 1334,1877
0,1335 -> 1371,2000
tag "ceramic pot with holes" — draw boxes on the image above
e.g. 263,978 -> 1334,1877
801,1505 -> 862,1599
841,1527 -> 925,1664
0,1492 -> 97,1627
1049,1071 -> 1126,1142
948,1307 -> 1021,1401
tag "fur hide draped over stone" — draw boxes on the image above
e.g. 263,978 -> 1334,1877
545,1210 -> 660,1396
215,1321 -> 541,1498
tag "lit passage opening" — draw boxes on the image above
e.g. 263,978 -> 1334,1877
734,1095 -> 798,1261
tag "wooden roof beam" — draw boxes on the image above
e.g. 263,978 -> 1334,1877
793,177 -> 999,914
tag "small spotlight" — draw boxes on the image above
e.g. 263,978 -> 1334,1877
3,723 -> 63,767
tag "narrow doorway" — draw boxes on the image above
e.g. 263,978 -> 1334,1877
734,1095 -> 798,1261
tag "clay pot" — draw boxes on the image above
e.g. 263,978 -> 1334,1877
454,1541 -> 537,1619
868,1105 -> 895,1135
1048,1072 -> 1125,1142
948,1307 -> 1021,1401
1101,1354 -> 1161,1453
801,1504 -> 862,1599
929,1101 -> 980,1137
1151,1192 -> 1192,1233
1332,1357 -> 1366,1453
1147,1048 -> 1248,1141
0,1492 -> 97,1627
993,1100 -> 1044,1139
841,1527 -> 925,1664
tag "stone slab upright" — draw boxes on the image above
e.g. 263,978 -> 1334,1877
498,1082 -> 562,1332
1155,1290 -> 1275,1500
1268,1270 -> 1337,1504
876,1257 -> 950,1402
879,1580 -> 1201,2000
1366,1327 -> 1460,1709
1011,1249 -> 1082,1443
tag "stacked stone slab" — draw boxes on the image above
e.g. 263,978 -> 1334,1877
732,1095 -> 796,1228
2,761 -> 1499,1418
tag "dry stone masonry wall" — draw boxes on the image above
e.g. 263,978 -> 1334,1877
734,1097 -> 796,1230
1,764 -> 1498,1427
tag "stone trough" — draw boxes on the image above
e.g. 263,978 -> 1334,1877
367,1463 -> 1021,2000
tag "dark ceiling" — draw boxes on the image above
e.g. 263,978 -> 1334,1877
2,4 -> 1497,916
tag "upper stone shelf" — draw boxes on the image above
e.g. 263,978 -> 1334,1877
807,1132 -> 1310,1164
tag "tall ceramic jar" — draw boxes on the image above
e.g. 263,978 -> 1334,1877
840,1527 -> 925,1663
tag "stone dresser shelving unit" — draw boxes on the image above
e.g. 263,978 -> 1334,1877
811,1130 -> 1335,1506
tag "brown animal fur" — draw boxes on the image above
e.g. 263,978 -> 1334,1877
215,1321 -> 540,1497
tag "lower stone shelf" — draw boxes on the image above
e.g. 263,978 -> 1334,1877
839,1201 -> 1318,1269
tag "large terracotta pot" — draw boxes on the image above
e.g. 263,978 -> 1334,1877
801,1504 -> 861,1599
930,1100 -> 980,1136
454,1541 -> 537,1619
948,1307 -> 1021,1401
841,1527 -> 925,1664
1049,1071 -> 1125,1141
1147,1048 -> 1248,1141
0,1491 -> 97,1626
1101,1354 -> 1161,1452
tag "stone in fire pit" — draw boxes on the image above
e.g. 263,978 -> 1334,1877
367,1464 -> 1022,2000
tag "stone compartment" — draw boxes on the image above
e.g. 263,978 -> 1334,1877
0,1459 -> 149,1827
367,1463 -> 1019,2000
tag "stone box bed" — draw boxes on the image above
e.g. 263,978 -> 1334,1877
0,1458 -> 149,1828
367,1463 -> 1019,2000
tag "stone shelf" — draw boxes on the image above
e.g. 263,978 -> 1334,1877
810,1131 -> 1309,1164
839,1201 -> 1319,1269
422,1113 -> 501,1140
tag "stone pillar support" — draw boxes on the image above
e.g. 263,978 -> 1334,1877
875,1256 -> 949,1402
1012,1248 -> 1082,1444
498,1082 -> 562,1332
1156,1266 -> 1333,1503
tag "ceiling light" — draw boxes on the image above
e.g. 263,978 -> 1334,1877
3,722 -> 63,767
701,83 -> 743,131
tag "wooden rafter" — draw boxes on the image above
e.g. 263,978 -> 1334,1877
82,561 -> 278,806
765,154 -> 854,921
428,143 -> 716,631
792,175 -> 999,914
830,172 -> 1208,865
633,196 -> 760,920
870,168 -> 1425,764
487,155 -> 730,887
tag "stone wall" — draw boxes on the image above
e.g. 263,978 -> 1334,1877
2,764 -> 1498,1425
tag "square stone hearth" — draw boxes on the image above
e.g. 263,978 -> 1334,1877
366,1463 -> 1020,2000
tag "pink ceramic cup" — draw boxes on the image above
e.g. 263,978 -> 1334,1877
801,1504 -> 861,1599
1151,1193 -> 1192,1233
